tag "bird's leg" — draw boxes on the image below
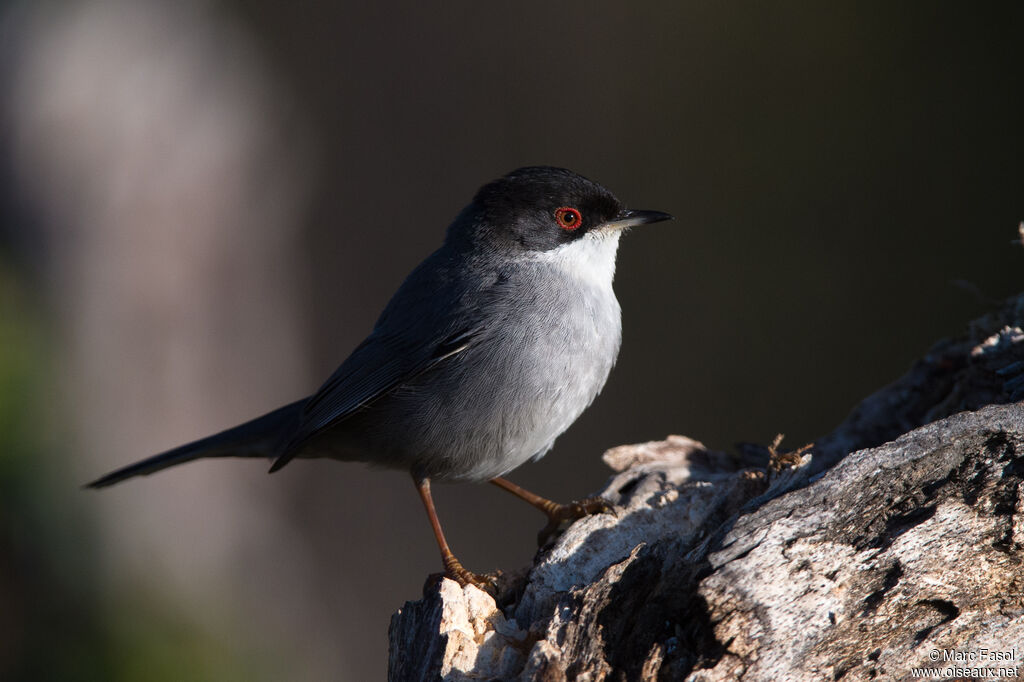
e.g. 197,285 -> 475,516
489,477 -> 613,546
413,475 -> 494,591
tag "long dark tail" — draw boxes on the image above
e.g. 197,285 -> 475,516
86,400 -> 305,488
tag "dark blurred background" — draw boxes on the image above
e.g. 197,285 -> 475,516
1,1 -> 1021,679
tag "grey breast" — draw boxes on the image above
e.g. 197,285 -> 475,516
328,250 -> 623,482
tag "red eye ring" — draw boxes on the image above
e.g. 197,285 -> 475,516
554,207 -> 582,231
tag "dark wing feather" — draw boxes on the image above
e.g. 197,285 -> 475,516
267,326 -> 479,472
268,247 -> 491,472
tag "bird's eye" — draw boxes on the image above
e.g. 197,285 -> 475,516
554,207 -> 582,231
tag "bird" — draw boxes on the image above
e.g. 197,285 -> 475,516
87,166 -> 672,588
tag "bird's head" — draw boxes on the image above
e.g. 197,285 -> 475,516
447,166 -> 672,254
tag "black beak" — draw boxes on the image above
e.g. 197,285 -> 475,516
601,209 -> 674,231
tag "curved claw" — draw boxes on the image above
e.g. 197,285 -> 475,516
537,496 -> 615,546
444,558 -> 499,593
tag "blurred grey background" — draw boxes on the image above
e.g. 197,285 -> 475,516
1,1 -> 1021,679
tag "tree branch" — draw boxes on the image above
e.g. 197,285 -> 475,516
389,292 -> 1024,681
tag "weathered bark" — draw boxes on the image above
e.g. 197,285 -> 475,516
388,293 -> 1024,681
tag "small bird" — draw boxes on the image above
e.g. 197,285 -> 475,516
87,166 -> 672,588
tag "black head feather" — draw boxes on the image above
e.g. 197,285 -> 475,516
447,167 -> 624,252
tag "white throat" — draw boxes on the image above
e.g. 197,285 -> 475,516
532,230 -> 622,289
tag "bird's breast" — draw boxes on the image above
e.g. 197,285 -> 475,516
326,240 -> 625,482
426,262 -> 622,480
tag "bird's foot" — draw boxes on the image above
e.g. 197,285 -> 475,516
443,555 -> 499,593
537,496 -> 614,546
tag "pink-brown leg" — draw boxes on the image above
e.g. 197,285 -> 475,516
414,475 -> 494,590
489,477 -> 613,546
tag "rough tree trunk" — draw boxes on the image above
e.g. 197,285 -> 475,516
388,292 -> 1024,682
